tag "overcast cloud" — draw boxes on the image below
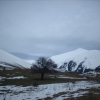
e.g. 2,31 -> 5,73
0,0 -> 100,59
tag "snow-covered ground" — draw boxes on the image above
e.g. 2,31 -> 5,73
7,76 -> 26,79
0,76 -> 6,81
0,76 -> 26,81
49,75 -> 86,79
0,81 -> 100,100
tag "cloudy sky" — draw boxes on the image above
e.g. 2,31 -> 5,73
0,0 -> 100,60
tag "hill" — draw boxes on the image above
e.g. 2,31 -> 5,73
0,49 -> 32,69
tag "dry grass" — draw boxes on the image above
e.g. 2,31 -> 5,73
0,69 -> 87,86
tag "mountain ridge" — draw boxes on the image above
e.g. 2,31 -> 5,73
50,48 -> 100,73
0,49 -> 32,69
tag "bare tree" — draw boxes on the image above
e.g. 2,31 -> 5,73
31,57 -> 57,80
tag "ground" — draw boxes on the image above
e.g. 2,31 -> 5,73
0,69 -> 100,100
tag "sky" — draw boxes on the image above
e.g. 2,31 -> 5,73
0,0 -> 100,60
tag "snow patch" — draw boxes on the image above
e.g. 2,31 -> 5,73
0,81 -> 100,100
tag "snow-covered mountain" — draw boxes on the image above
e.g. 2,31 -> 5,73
50,48 -> 100,73
25,60 -> 35,64
0,49 -> 32,69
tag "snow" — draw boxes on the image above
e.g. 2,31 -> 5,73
70,50 -> 100,70
0,81 -> 100,100
56,75 -> 86,79
0,76 -> 26,81
49,75 -> 86,79
0,49 -> 32,69
25,60 -> 35,64
51,48 -> 88,66
54,91 -> 88,100
7,76 -> 26,79
50,48 -> 100,71
0,76 -> 6,81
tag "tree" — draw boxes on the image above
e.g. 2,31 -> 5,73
31,57 -> 57,80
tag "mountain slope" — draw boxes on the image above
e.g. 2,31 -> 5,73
25,60 -> 35,64
51,48 -> 88,66
50,48 -> 100,73
0,49 -> 32,69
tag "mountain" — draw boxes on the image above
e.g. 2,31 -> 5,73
50,48 -> 100,73
25,60 -> 35,64
0,49 -> 32,69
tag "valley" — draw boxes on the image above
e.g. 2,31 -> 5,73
0,69 -> 100,100
0,48 -> 100,100
1,0 -> 100,99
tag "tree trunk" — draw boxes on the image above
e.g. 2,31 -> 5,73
41,73 -> 44,80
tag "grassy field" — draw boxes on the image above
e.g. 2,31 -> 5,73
0,69 -> 88,86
